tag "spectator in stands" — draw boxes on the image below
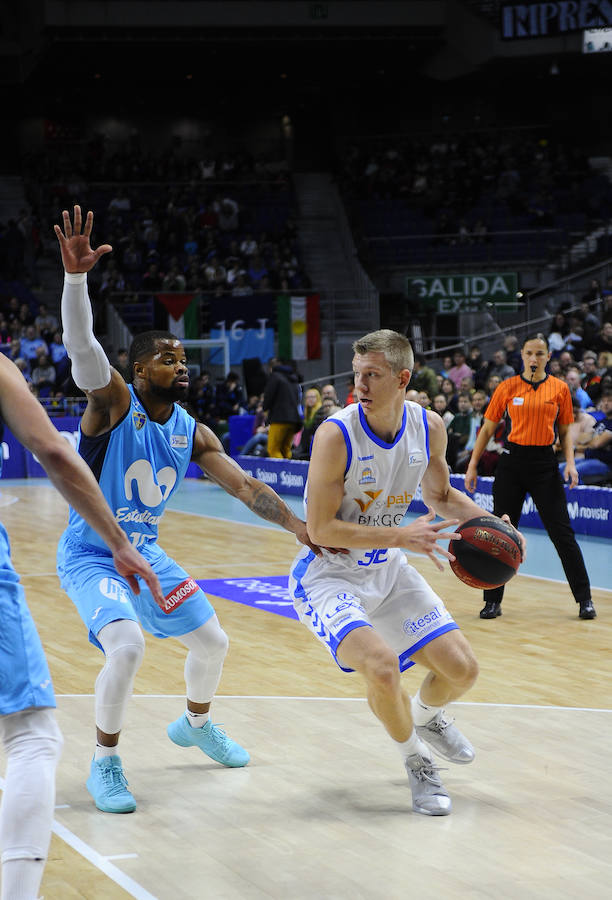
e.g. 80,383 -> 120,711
597,350 -> 612,377
293,387 -> 322,461
581,351 -> 602,403
439,354 -> 453,378
591,321 -> 612,357
217,197 -> 239,232
19,325 -> 47,367
247,256 -> 268,287
447,349 -> 472,391
31,353 -> 56,393
345,377 -> 356,405
263,360 -> 302,459
569,389 -> 612,484
557,349 -> 575,374
556,396 -> 596,464
410,353 -> 438,400
548,311 -> 569,357
215,371 -> 246,422
231,274 -> 254,296
502,334 -> 522,374
485,373 -> 502,401
141,262 -> 163,292
485,348 -> 515,383
468,344 -> 488,388
432,393 -> 454,428
453,389 -> 488,473
13,358 -> 31,382
162,260 -> 187,292
0,315 -> 11,345
34,304 -> 59,343
18,303 -> 35,330
440,376 -> 458,414
114,347 -> 131,382
320,383 -> 341,407
579,299 -> 601,346
416,391 -> 431,409
446,392 -> 473,470
564,367 -> 592,410
240,234 -> 258,257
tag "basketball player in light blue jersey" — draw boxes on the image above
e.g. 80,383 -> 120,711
54,207 -> 319,815
289,330 -> 525,816
0,352 -> 162,899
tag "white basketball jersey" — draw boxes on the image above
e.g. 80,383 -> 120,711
304,400 -> 430,572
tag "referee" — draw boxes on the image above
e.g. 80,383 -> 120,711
465,334 -> 595,620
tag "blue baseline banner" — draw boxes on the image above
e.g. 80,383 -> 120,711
233,456 -> 612,539
235,455 -> 308,496
1,417 -> 81,479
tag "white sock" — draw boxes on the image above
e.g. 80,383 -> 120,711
94,743 -> 118,761
411,689 -> 443,727
1,858 -> 45,900
395,729 -> 431,763
186,709 -> 210,729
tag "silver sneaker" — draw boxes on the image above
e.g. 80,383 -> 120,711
416,712 -> 475,764
405,754 -> 451,816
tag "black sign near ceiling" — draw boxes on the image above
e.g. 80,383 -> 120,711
501,1 -> 612,39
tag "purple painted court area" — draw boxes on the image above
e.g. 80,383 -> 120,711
197,576 -> 298,620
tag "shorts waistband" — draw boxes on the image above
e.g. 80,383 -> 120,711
504,442 -> 555,458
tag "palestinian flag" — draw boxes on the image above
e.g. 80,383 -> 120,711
277,294 -> 320,360
157,293 -> 200,339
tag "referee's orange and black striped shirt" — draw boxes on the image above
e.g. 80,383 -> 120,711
484,374 -> 573,447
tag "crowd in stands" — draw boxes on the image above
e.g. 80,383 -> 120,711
337,131 -> 612,267
17,141 -> 309,311
0,292 -> 71,412
405,293 -> 612,484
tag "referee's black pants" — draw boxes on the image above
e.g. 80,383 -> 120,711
484,444 -> 591,607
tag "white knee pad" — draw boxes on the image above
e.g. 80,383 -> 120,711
179,616 -> 229,704
0,708 -> 63,864
95,620 -> 146,735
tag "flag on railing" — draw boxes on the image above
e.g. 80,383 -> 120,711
276,294 -> 320,360
157,293 -> 199,339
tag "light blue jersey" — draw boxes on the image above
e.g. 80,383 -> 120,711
57,386 -> 215,648
0,523 -> 55,714
65,385 -> 196,551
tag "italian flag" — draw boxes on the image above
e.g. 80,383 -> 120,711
277,294 -> 321,360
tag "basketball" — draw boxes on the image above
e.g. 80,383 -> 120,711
450,515 -> 521,589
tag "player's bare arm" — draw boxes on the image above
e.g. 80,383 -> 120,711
0,354 -> 163,604
191,423 -> 320,553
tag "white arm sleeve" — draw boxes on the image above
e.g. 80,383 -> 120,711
60,272 -> 111,391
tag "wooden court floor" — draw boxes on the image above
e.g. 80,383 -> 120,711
0,483 -> 611,899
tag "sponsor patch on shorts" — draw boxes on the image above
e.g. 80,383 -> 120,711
162,577 -> 198,613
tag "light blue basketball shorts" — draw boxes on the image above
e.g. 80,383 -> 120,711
57,532 -> 215,651
0,524 -> 55,715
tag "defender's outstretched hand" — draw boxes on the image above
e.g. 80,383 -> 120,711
54,205 -> 112,273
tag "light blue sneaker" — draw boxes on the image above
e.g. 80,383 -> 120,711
86,755 -> 136,813
167,714 -> 250,767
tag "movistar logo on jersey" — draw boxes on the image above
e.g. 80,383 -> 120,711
124,459 -> 177,507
